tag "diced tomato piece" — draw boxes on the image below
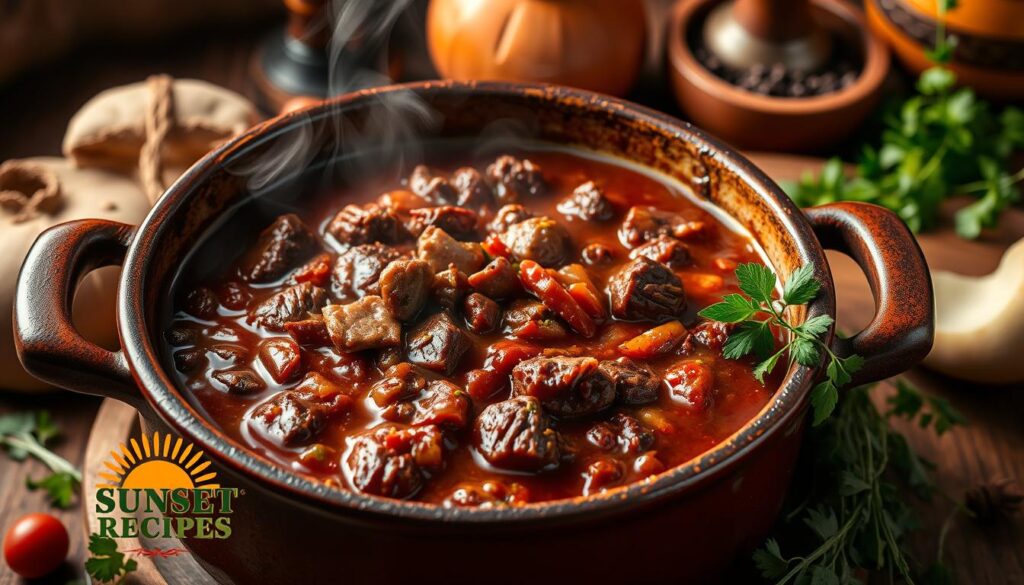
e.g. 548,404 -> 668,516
292,253 -> 332,286
665,360 -> 715,411
299,443 -> 340,473
258,338 -> 303,383
618,320 -> 688,359
482,233 -> 510,258
568,283 -> 606,319
465,340 -> 542,399
518,260 -> 596,337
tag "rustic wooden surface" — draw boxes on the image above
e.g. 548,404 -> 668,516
0,23 -> 1021,585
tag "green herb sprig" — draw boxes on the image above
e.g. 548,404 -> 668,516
85,533 -> 138,584
0,411 -> 81,508
753,381 -> 966,585
698,263 -> 863,424
785,0 -> 1024,240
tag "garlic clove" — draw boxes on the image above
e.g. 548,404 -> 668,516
925,238 -> 1024,384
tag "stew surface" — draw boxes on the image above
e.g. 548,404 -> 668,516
164,147 -> 781,506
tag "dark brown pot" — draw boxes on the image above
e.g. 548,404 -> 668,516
13,81 -> 932,585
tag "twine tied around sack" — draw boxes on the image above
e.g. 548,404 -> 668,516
0,160 -> 62,223
138,74 -> 175,205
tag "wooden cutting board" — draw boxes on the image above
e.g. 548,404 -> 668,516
73,153 -> 1024,585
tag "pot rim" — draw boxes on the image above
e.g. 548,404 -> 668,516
118,80 -> 835,526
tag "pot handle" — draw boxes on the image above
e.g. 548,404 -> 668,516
805,202 -> 934,387
14,219 -> 147,411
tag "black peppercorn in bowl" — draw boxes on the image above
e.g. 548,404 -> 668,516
669,0 -> 891,152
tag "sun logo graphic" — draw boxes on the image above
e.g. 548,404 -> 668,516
94,432 -> 240,541
98,432 -> 219,491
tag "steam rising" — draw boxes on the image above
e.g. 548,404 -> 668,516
233,0 -> 435,193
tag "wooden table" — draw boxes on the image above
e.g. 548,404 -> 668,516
1,23 -> 1021,585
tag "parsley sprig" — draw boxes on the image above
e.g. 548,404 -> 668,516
0,410 -> 81,508
754,380 -> 966,584
86,533 -> 138,584
785,0 -> 1024,240
698,263 -> 863,425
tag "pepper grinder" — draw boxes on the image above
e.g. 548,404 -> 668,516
703,0 -> 832,72
249,0 -> 405,113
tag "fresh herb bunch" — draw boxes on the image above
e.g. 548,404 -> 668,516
754,380 -> 966,585
785,0 -> 1024,239
698,263 -> 863,425
86,533 -> 138,584
0,410 -> 82,508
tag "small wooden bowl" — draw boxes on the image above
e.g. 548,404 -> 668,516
668,0 -> 891,153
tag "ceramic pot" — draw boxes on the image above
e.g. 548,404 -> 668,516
668,0 -> 891,152
866,0 -> 1024,101
14,81 -> 932,584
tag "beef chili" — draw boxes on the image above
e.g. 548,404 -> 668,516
164,148 -> 783,506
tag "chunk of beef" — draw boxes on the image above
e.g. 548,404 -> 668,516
629,235 -> 691,268
485,155 -> 545,203
511,356 -> 616,418
379,259 -> 432,322
165,321 -> 202,346
291,253 -> 333,287
406,206 -> 480,240
488,204 -> 533,233
208,344 -> 248,366
322,296 -> 402,352
431,265 -> 470,310
212,368 -> 266,394
369,362 -> 428,407
502,299 -> 567,340
408,380 -> 472,429
250,391 -> 331,447
444,480 -> 530,508
333,242 -> 404,299
450,166 -> 493,208
598,357 -> 661,405
581,243 -> 615,266
248,282 -> 328,331
618,206 -> 707,248
237,214 -> 318,282
183,287 -> 219,320
216,280 -> 252,310
474,396 -> 561,471
345,424 -> 445,499
557,181 -> 614,222
462,292 -> 501,334
665,360 -> 715,410
173,348 -> 206,374
257,338 -> 303,383
685,320 -> 736,354
284,317 -> 332,347
327,203 -> 406,249
409,165 -> 458,204
587,413 -> 655,454
406,313 -> 469,375
607,257 -> 687,322
500,217 -> 570,267
468,257 -> 521,300
416,226 -> 485,274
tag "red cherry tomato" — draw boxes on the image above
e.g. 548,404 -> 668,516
3,513 -> 69,579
